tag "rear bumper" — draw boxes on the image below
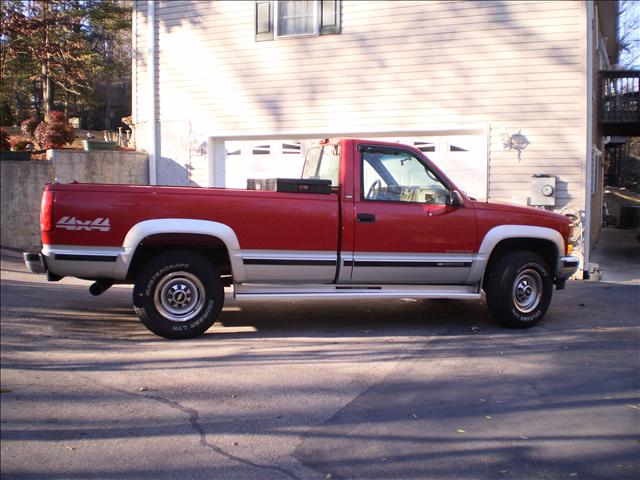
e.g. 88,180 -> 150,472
23,250 -> 45,274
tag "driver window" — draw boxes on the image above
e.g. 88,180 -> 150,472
362,150 -> 450,204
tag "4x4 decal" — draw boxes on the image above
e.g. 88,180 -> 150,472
56,216 -> 111,232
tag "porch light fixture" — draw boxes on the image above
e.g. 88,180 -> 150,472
503,130 -> 530,161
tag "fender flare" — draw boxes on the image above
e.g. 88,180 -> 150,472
467,225 -> 565,283
116,218 -> 246,282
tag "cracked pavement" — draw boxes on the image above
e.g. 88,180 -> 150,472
1,241 -> 639,480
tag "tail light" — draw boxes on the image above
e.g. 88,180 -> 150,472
40,190 -> 55,232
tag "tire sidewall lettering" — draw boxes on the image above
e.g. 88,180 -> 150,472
145,263 -> 190,297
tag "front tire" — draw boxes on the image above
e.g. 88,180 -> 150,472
485,251 -> 553,329
133,250 -> 224,339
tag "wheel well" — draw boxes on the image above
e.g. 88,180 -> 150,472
483,238 -> 558,288
126,233 -> 233,284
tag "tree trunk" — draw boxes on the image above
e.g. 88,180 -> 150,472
42,1 -> 53,118
42,63 -> 53,118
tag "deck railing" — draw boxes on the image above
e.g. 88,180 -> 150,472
599,70 -> 640,124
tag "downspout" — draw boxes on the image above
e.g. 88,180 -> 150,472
582,1 -> 594,279
148,0 -> 157,185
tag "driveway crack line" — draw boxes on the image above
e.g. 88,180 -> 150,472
74,373 -> 301,480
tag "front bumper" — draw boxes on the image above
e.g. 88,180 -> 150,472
555,255 -> 580,289
558,256 -> 580,279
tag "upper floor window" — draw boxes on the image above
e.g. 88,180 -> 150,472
256,0 -> 341,41
277,1 -> 317,36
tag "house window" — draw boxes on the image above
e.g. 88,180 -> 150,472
277,1 -> 318,37
256,0 -> 341,41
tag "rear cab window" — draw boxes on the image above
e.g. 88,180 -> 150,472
302,144 -> 340,188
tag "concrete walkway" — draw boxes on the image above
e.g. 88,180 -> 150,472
590,227 -> 640,285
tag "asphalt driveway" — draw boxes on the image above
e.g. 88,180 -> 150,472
1,235 -> 639,480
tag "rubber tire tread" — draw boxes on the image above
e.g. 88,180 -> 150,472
133,250 -> 223,339
485,250 -> 553,329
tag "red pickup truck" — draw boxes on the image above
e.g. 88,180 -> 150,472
25,138 -> 579,339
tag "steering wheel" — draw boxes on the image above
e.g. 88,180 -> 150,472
367,179 -> 381,199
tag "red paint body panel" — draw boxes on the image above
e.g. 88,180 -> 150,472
45,184 -> 339,251
471,201 -> 572,251
42,138 -> 571,257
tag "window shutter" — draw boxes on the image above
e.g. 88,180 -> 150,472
320,0 -> 341,34
255,1 -> 274,41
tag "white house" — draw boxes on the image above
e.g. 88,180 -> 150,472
132,0 -> 637,278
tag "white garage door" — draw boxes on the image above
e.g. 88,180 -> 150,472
221,134 -> 487,201
376,135 -> 488,201
224,140 -> 310,189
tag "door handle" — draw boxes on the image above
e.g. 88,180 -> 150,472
357,213 -> 376,223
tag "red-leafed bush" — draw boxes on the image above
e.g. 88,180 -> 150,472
21,117 -> 39,138
0,129 -> 10,150
33,112 -> 76,149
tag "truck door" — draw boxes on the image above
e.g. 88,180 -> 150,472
349,143 -> 477,284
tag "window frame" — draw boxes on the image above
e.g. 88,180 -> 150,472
274,0 -> 320,38
255,0 -> 341,42
358,144 -> 453,205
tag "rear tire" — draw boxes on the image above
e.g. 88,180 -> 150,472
133,250 -> 224,339
485,251 -> 553,329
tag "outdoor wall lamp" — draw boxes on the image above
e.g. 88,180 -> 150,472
503,129 -> 530,160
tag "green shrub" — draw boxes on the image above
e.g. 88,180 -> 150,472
11,139 -> 33,151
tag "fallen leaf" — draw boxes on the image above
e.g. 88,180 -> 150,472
457,429 -> 466,433
626,404 -> 640,410
485,416 -> 493,419
137,387 -> 148,392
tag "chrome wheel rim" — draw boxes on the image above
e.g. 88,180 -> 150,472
154,272 -> 205,322
512,269 -> 543,314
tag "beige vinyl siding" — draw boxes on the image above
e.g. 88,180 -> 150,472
137,0 -> 585,208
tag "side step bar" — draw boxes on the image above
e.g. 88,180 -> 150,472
234,284 -> 481,301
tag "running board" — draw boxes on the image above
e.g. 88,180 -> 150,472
234,284 -> 481,301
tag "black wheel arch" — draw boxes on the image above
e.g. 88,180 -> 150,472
126,233 -> 233,285
482,237 -> 558,290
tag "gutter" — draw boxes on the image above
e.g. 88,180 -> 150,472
581,1 -> 594,279
148,0 -> 157,185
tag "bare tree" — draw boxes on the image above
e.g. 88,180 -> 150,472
619,0 -> 640,68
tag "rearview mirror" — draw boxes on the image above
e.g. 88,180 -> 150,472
450,190 -> 464,207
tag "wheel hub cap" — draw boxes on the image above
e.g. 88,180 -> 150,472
154,272 -> 205,323
512,269 -> 543,314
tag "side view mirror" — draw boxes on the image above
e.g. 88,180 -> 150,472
450,190 -> 464,207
